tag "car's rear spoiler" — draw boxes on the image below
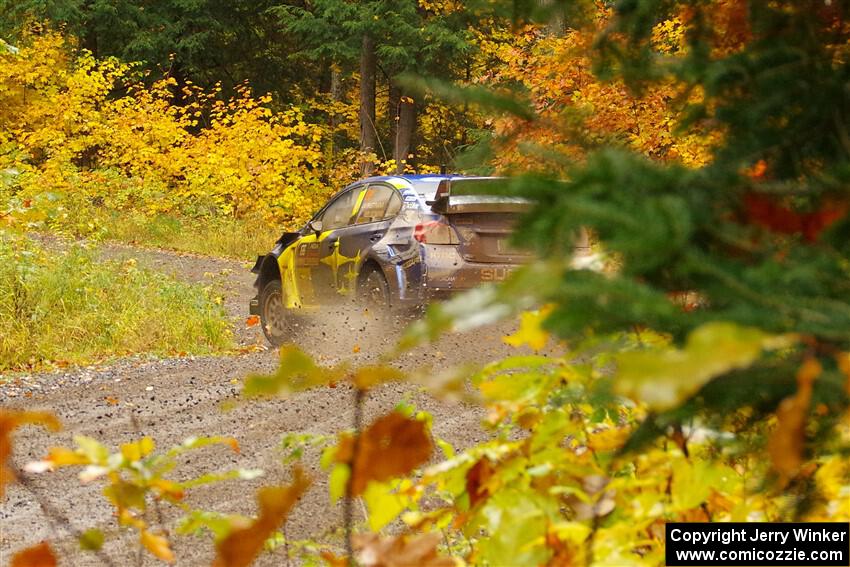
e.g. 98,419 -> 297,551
429,178 -> 532,214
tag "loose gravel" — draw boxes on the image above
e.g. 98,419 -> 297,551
0,242 -> 523,565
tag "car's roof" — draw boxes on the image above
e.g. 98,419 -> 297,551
355,174 -> 491,199
358,173 -> 467,184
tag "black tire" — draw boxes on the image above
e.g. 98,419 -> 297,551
259,279 -> 291,346
358,267 -> 391,310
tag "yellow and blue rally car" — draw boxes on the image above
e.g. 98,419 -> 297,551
250,174 -> 531,345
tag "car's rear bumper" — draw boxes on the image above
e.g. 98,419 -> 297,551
417,244 -> 524,298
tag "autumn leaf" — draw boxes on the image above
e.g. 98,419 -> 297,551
43,446 -> 89,468
121,437 -> 156,462
768,357 -> 821,481
835,352 -> 850,397
354,533 -> 455,567
166,435 -> 241,458
10,542 -> 57,567
213,467 -> 310,567
336,412 -> 432,496
466,457 -> 495,508
362,479 -> 418,531
141,529 -> 175,563
671,459 -> 733,511
616,322 -> 796,410
0,410 -> 61,498
503,307 -> 552,351
351,365 -> 404,389
243,346 -> 346,397
744,159 -> 768,180
104,480 -> 147,511
151,478 -> 185,501
79,528 -> 105,551
245,315 -> 260,327
586,426 -> 631,453
743,193 -> 848,243
320,551 -> 349,567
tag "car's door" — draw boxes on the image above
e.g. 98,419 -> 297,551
292,185 -> 362,303
318,183 -> 403,297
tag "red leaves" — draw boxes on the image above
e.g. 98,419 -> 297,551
739,159 -> 847,242
768,357 -> 821,481
213,467 -> 310,567
336,412 -> 432,496
354,533 -> 455,567
0,410 -> 61,499
466,458 -> 495,508
10,542 -> 57,567
743,193 -> 848,243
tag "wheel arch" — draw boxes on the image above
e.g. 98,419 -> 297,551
357,256 -> 401,302
357,258 -> 383,283
255,255 -> 282,291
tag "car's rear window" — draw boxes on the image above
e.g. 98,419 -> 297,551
409,178 -> 447,201
410,177 -> 509,201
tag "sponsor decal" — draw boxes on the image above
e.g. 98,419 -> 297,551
480,267 -> 516,281
297,242 -> 321,266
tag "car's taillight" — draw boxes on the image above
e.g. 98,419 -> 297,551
413,220 -> 458,244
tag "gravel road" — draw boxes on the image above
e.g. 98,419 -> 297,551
0,243 -> 522,565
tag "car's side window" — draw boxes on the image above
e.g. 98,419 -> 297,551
353,185 -> 401,225
318,187 -> 359,230
384,191 -> 402,217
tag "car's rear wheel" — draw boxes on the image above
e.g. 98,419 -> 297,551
260,279 -> 292,346
359,267 -> 390,310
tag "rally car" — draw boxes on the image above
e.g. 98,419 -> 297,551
249,174 -> 533,345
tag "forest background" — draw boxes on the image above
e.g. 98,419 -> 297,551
1,0 -> 849,566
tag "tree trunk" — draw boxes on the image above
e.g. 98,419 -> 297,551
83,29 -> 98,58
538,0 -> 565,35
388,82 -> 400,163
82,0 -> 98,57
394,94 -> 415,174
359,34 -> 377,176
329,64 -> 341,161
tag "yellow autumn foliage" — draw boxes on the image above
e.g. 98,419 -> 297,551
1,28 -> 330,233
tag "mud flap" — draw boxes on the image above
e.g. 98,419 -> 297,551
250,255 -> 265,274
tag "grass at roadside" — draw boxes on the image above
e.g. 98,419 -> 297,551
83,210 -> 284,260
0,230 -> 233,372
5,190 -> 289,259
